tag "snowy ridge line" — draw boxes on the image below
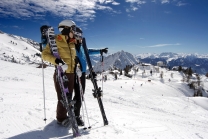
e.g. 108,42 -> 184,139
0,32 -> 42,65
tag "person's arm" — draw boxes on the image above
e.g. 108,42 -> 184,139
88,49 -> 100,55
88,48 -> 108,55
41,44 -> 58,65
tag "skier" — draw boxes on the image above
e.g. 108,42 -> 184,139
73,27 -> 108,126
150,69 -> 152,76
41,20 -> 77,127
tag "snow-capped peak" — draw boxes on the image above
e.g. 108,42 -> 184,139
93,50 -> 139,72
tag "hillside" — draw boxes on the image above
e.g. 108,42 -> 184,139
0,31 -> 41,65
0,60 -> 208,139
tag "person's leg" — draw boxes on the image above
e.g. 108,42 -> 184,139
73,74 -> 81,117
81,72 -> 86,93
53,71 -> 67,122
73,73 -> 85,126
66,73 -> 74,101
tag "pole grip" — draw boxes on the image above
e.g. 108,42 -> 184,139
39,43 -> 42,52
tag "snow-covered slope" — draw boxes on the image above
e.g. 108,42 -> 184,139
1,59 -> 208,139
0,31 -> 41,65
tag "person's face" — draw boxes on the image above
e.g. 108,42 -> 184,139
69,32 -> 73,38
69,25 -> 76,38
77,38 -> 82,43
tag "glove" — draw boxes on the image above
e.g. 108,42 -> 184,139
76,66 -> 82,78
100,48 -> 108,54
55,58 -> 65,65
61,64 -> 68,72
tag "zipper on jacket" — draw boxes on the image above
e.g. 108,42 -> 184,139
68,43 -> 73,72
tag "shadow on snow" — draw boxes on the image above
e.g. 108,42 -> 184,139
8,120 -> 90,139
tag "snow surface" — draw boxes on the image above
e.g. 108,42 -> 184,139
1,30 -> 208,139
0,32 -> 41,65
1,60 -> 208,139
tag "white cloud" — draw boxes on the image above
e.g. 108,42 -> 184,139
126,0 -> 146,4
161,0 -> 170,4
164,11 -> 171,14
141,43 -> 181,48
12,25 -> 22,29
112,2 -> 120,5
127,14 -> 134,17
105,0 -> 120,5
0,0 -> 119,22
132,6 -> 139,11
125,0 -> 146,12
176,1 -> 187,6
126,0 -> 137,2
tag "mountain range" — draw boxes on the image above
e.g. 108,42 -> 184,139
93,50 -> 139,72
136,52 -> 208,74
0,30 -> 208,75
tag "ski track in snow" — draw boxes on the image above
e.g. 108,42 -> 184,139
0,60 -> 208,139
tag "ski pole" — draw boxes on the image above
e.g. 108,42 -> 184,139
77,75 -> 86,129
39,43 -> 47,123
76,68 -> 91,129
82,93 -> 91,129
101,53 -> 104,93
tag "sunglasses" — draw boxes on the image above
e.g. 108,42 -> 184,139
74,31 -> 82,40
58,25 -> 76,33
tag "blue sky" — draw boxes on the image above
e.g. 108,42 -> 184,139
0,0 -> 207,55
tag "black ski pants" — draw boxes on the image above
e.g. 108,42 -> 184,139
53,71 -> 74,122
73,72 -> 86,117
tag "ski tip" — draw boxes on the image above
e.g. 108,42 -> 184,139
83,127 -> 87,130
88,126 -> 92,129
40,25 -> 48,31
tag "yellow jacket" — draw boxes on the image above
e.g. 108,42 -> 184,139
41,34 -> 76,73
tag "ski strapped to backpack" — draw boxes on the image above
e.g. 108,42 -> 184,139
82,38 -> 108,126
40,25 -> 80,137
